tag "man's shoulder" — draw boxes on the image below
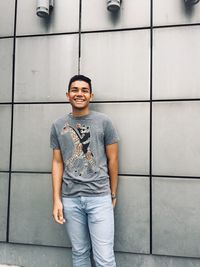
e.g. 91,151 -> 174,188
52,114 -> 69,127
90,111 -> 111,121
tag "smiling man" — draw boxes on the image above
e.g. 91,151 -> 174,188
50,75 -> 119,267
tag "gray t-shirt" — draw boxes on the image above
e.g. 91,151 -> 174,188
50,111 -> 119,197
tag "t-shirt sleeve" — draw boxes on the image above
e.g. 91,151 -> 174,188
104,117 -> 119,146
50,123 -> 60,149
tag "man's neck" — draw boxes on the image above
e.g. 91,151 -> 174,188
71,108 -> 90,117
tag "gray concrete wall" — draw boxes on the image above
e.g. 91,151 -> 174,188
1,0 -> 200,266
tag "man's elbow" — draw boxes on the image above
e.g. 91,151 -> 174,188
108,155 -> 118,165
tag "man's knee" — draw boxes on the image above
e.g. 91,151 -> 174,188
72,243 -> 91,258
93,248 -> 116,267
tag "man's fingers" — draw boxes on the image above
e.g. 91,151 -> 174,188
52,212 -> 59,222
53,209 -> 65,224
58,209 -> 66,223
58,208 -> 63,218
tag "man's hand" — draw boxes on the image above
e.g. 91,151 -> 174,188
52,199 -> 65,224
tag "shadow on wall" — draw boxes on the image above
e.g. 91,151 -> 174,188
109,8 -> 121,24
182,0 -> 200,16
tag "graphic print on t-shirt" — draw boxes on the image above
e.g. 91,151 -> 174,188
61,123 -> 96,177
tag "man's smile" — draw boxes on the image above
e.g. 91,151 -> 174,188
74,98 -> 86,102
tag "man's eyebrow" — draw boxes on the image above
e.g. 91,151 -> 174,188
70,86 -> 89,90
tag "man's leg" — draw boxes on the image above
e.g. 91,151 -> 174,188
62,197 -> 92,267
87,195 -> 116,267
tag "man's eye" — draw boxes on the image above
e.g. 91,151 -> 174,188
82,90 -> 90,94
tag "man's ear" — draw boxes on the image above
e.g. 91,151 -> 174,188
66,92 -> 69,100
90,93 -> 94,101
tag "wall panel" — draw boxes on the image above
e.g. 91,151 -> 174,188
16,0 -> 79,36
153,27 -> 200,100
114,176 -> 150,254
152,101 -> 200,177
15,35 -> 79,102
154,0 -> 200,26
81,30 -> 150,101
152,177 -> 200,257
0,105 -> 11,171
0,244 -> 72,267
0,173 -> 9,242
9,173 -> 70,247
82,0 -> 150,31
0,0 -> 15,37
0,39 -> 13,102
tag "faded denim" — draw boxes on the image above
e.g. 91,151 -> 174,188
62,195 -> 116,267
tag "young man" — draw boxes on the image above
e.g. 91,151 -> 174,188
50,75 -> 119,267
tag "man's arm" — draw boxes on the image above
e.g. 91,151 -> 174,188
106,143 -> 118,208
52,149 -> 65,224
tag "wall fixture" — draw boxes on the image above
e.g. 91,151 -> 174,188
36,0 -> 54,18
107,0 -> 121,12
184,0 -> 200,5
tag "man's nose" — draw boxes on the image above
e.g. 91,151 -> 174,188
77,89 -> 84,95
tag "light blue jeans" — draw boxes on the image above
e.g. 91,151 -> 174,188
62,195 -> 116,267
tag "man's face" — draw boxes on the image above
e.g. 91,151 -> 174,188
67,80 -> 93,110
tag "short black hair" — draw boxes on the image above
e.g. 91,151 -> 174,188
68,75 -> 92,93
